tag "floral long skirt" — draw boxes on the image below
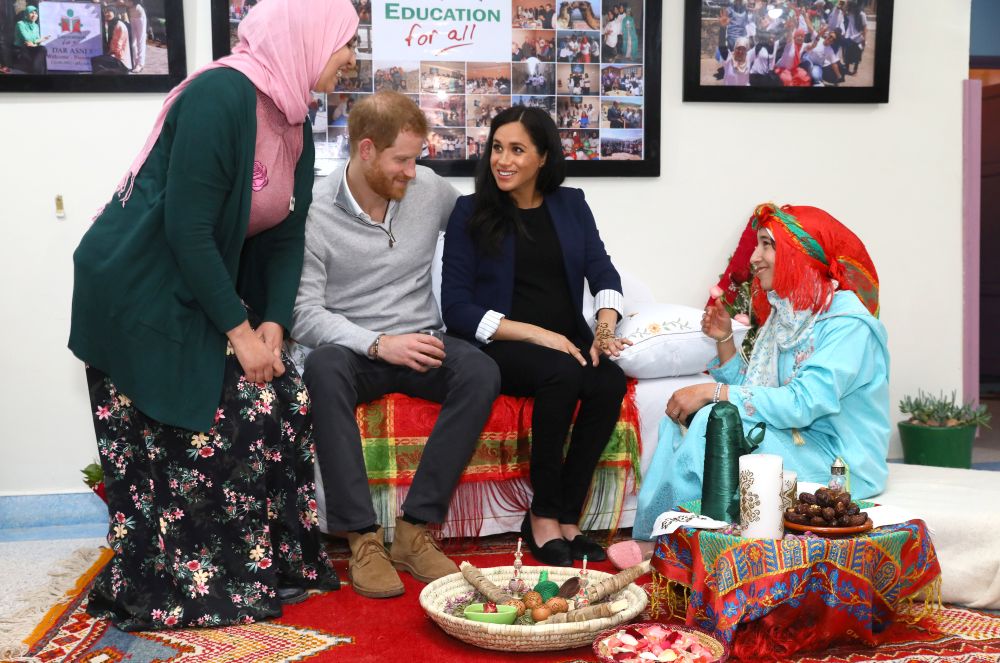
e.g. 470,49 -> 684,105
85,349 -> 338,631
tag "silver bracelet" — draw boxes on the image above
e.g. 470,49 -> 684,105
712,382 -> 724,404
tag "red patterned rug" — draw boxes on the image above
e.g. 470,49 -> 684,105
20,538 -> 1000,663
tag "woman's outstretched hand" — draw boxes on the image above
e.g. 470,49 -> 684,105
228,320 -> 285,384
529,328 -> 587,366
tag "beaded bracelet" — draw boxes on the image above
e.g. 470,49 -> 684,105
712,382 -> 724,404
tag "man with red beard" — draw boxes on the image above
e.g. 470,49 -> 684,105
292,92 -> 500,599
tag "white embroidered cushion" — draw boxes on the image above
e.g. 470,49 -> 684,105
611,303 -> 750,378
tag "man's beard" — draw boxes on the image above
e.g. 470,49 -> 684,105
364,160 -> 407,201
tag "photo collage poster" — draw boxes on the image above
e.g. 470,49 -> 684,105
229,0 -> 647,167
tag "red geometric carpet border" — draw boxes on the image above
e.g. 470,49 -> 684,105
21,543 -> 1000,663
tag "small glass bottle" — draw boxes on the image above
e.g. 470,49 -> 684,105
829,457 -> 847,493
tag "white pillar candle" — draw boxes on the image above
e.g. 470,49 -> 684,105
739,454 -> 784,538
781,470 -> 798,512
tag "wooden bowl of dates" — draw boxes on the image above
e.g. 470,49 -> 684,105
783,487 -> 874,538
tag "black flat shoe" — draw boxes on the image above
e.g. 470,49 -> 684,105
568,534 -> 607,562
318,570 -> 341,591
277,585 -> 309,605
521,514 -> 573,567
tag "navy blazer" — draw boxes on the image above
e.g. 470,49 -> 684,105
441,186 -> 622,345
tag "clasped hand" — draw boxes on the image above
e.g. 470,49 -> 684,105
378,333 -> 446,372
228,320 -> 285,384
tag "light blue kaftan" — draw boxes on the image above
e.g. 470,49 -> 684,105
633,291 -> 890,539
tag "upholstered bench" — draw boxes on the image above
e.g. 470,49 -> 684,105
312,380 -> 644,542
876,462 -> 1000,609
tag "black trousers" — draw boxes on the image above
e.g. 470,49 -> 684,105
17,44 -> 46,74
303,335 -> 500,531
483,340 -> 627,524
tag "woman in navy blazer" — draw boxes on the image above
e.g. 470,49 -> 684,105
442,106 -> 631,566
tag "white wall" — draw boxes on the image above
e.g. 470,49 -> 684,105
0,0 -> 972,494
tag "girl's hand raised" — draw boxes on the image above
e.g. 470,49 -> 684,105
702,296 -> 733,342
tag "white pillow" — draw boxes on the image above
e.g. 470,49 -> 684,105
611,303 -> 749,378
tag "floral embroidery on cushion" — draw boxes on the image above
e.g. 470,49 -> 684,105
620,315 -> 692,343
251,160 -> 269,191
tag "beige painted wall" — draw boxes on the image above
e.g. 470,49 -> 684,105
0,1 -> 972,494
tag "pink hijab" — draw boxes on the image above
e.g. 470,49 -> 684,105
117,0 -> 358,203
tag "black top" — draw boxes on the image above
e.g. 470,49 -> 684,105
508,203 -> 580,341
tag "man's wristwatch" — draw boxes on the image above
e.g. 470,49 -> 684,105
367,334 -> 384,361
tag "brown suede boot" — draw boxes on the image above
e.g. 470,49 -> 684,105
389,517 -> 459,584
346,527 -> 404,598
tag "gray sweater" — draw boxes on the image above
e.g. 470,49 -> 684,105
292,161 -> 461,355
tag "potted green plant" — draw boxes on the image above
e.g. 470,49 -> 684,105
82,461 -> 106,503
898,391 -> 991,469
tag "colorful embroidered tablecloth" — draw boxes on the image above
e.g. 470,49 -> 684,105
354,379 -> 641,537
649,508 -> 941,646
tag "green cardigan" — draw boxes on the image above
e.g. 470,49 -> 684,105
69,68 -> 315,432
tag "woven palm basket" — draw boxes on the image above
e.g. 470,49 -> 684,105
418,565 -> 649,652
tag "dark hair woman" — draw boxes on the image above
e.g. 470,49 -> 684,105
441,106 -> 631,566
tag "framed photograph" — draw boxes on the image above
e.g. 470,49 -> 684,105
0,0 -> 187,92
212,0 -> 662,177
683,0 -> 893,103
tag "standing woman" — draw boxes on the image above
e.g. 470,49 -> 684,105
69,0 -> 359,630
620,6 -> 640,61
602,8 -> 621,62
103,5 -> 133,72
124,0 -> 147,73
14,5 -> 47,74
842,1 -> 867,76
442,107 -> 631,567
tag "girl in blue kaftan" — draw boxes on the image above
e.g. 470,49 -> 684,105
625,203 -> 890,546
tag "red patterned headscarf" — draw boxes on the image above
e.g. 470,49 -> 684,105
750,203 -> 879,324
